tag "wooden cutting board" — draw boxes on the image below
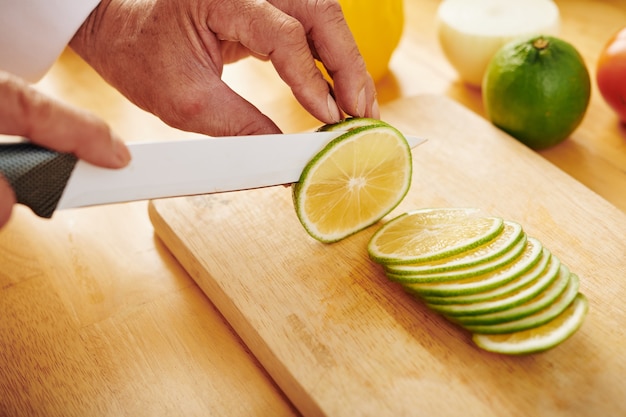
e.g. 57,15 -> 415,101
149,95 -> 626,416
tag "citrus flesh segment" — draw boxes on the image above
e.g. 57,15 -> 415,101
293,124 -> 412,243
465,272 -> 579,334
472,293 -> 588,355
386,221 -> 524,275
368,208 -> 504,265
403,237 -> 543,297
425,249 -> 556,305
426,252 -> 560,316
454,265 -> 572,326
387,233 -> 527,283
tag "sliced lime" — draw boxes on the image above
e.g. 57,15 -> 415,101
465,272 -> 580,334
293,123 -> 412,243
386,221 -> 524,276
472,292 -> 588,355
403,237 -> 543,297
426,251 -> 560,316
368,208 -> 504,265
387,233 -> 527,283
425,248 -> 555,305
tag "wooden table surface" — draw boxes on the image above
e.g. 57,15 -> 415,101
1,1 -> 625,416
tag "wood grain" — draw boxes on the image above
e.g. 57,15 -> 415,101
2,1 -> 626,416
150,95 -> 626,417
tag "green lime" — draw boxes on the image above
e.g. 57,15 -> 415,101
464,271 -> 579,333
368,208 -> 504,265
483,35 -> 591,150
403,237 -> 543,297
454,266 -> 573,326
387,233 -> 527,284
472,293 -> 588,354
426,252 -> 559,316
293,123 -> 412,243
386,221 -> 524,276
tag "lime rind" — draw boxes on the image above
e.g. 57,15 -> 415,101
403,237 -> 544,297
317,117 -> 389,132
386,233 -> 528,283
464,272 -> 579,334
386,221 -> 524,275
293,123 -> 412,243
471,292 -> 588,355
426,251 -> 561,316
425,248 -> 556,305
454,266 -> 573,326
368,208 -> 504,265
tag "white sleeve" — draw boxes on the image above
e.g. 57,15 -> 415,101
0,0 -> 101,82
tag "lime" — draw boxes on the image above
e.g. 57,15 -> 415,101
317,117 -> 388,132
403,237 -> 544,297
426,252 -> 559,316
465,272 -> 579,334
386,233 -> 527,283
386,221 -> 524,276
482,35 -> 591,150
454,266 -> 573,326
425,248 -> 555,305
368,208 -> 504,265
292,123 -> 412,243
472,293 -> 588,354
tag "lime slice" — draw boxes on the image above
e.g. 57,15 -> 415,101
368,208 -> 504,264
387,233 -> 527,283
293,124 -> 412,243
454,265 -> 572,326
465,272 -> 579,334
317,117 -> 388,132
425,248 -> 555,305
403,237 -> 543,297
427,251 -> 560,316
386,221 -> 524,276
472,292 -> 588,355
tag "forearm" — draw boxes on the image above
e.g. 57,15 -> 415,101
0,0 -> 101,82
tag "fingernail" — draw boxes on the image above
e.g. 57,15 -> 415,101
327,94 -> 342,123
356,88 -> 366,117
112,133 -> 131,166
371,98 -> 380,119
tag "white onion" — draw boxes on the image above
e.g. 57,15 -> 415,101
436,0 -> 560,88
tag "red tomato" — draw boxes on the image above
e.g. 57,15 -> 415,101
597,27 -> 626,124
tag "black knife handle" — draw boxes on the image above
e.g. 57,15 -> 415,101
0,142 -> 78,218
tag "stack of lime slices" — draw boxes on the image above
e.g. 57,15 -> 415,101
368,208 -> 589,355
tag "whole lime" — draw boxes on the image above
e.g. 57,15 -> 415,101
482,35 -> 591,150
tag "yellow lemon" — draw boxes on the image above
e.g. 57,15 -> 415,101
319,0 -> 404,83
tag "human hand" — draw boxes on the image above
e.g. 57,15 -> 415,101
0,71 -> 130,228
70,0 -> 379,136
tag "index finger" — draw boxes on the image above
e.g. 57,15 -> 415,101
0,71 -> 130,168
207,0 -> 343,124
270,0 -> 380,119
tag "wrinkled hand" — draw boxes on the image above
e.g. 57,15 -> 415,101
0,71 -> 130,228
70,0 -> 379,136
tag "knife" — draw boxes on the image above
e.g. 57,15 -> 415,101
0,132 -> 426,218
